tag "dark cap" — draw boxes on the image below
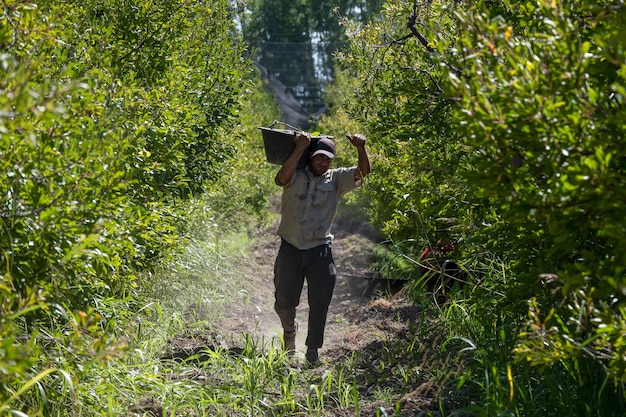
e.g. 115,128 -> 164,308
310,138 -> 336,159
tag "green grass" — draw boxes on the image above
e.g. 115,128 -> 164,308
13,214 -> 366,417
8,215 -> 626,417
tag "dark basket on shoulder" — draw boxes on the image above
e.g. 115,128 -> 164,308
259,121 -> 332,166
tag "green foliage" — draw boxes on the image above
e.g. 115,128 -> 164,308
242,0 -> 387,126
218,70 -> 283,228
332,0 -> 626,414
435,0 -> 626,382
335,1 -> 480,253
1,0 -> 252,412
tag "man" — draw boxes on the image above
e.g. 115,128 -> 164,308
273,130 -> 371,365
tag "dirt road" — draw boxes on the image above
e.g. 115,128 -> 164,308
217,216 -> 383,363
158,214 -> 432,416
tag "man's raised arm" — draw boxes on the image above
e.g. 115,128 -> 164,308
275,131 -> 311,186
348,134 -> 371,182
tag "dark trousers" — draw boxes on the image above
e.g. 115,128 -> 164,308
274,239 -> 336,349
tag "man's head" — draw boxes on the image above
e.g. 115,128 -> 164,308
310,138 -> 336,159
309,138 -> 335,176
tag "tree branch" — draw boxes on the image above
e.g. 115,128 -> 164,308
406,2 -> 435,54
405,0 -> 463,77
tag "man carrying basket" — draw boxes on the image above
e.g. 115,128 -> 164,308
273,131 -> 371,365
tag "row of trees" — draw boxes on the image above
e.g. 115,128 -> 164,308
241,0 -> 385,126
327,0 -> 626,412
3,0 -> 625,414
0,0 -> 253,412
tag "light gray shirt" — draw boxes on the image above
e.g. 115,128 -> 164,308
277,166 -> 359,250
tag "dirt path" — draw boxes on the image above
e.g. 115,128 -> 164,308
157,212 -> 434,416
217,216 -> 382,362
213,214 -> 434,415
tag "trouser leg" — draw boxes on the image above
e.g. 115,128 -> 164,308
304,244 -> 336,349
274,240 -> 305,333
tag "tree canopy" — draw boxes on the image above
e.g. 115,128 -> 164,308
335,0 -> 626,397
1,0 -> 251,405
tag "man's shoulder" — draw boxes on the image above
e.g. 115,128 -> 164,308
327,166 -> 357,179
328,166 -> 356,174
282,168 -> 309,186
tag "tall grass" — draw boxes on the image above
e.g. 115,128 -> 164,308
419,255 -> 626,417
15,206 -> 626,416
6,201 -> 385,416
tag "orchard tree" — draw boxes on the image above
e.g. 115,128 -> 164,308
337,0 -> 626,410
436,0 -> 626,381
336,1 -> 478,270
0,0 -> 250,412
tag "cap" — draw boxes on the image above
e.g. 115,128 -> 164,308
310,138 -> 336,159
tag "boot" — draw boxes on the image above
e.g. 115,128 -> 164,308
305,347 -> 319,366
283,320 -> 298,356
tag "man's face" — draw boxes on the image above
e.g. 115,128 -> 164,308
309,154 -> 333,176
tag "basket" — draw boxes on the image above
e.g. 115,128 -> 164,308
259,121 -> 333,165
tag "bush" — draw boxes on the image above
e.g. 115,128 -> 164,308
334,0 -> 626,413
0,0 -> 251,412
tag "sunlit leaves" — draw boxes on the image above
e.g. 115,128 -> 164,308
434,0 -> 626,382
338,0 -> 626,395
1,0 -> 251,411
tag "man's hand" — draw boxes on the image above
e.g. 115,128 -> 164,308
275,131 -> 311,187
347,134 -> 371,180
294,131 -> 311,149
347,134 -> 367,147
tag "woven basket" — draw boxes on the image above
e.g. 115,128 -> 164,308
258,121 -> 333,165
